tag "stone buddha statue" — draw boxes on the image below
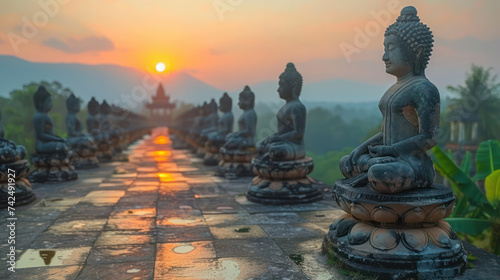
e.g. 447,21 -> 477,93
65,93 -> 98,168
30,86 -> 77,182
223,86 -> 257,150
200,99 -> 219,140
86,97 -> 112,161
339,6 -> 439,194
33,86 -> 70,154
323,7 -> 466,277
256,63 -> 306,161
217,86 -> 258,177
86,97 -> 101,134
207,93 -> 234,147
0,108 -> 35,207
247,63 -> 322,204
204,93 -> 234,165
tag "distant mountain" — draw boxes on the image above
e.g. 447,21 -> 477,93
0,55 -> 224,109
0,55 -> 391,110
249,79 -> 387,103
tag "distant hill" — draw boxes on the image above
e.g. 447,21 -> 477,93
0,55 -> 223,109
0,55 -> 392,110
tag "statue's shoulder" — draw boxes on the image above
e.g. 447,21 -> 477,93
407,77 -> 440,103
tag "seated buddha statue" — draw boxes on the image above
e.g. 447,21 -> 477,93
223,85 -> 257,150
65,94 -> 96,148
0,109 -> 27,162
207,93 -> 234,148
200,99 -> 219,141
256,63 -> 306,161
339,6 -> 438,194
86,97 -> 112,160
33,86 -> 70,154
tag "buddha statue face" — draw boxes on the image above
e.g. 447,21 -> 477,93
382,34 -> 413,78
383,6 -> 434,76
278,78 -> 293,101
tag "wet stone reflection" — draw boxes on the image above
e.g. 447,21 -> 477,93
7,127 -> 496,279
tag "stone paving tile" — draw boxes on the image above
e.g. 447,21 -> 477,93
31,232 -> 100,249
95,231 -> 156,246
251,212 -> 309,224
76,261 -> 154,280
156,241 -> 216,261
86,244 -> 155,264
45,219 -> 107,233
203,213 -> 257,226
273,237 -> 324,254
261,223 -> 327,238
110,206 -> 157,217
156,214 -> 206,227
106,217 -> 156,230
213,238 -> 287,259
154,258 -> 221,279
157,226 -> 213,243
16,247 -> 91,268
3,265 -> 83,280
209,225 -> 269,239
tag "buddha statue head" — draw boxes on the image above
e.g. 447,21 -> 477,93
239,85 -> 255,110
278,63 -> 303,101
33,86 -> 52,113
383,6 -> 434,77
100,100 -> 111,116
208,99 -> 218,114
219,93 -> 232,113
66,93 -> 80,114
88,97 -> 100,116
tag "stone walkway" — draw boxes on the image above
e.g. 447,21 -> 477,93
1,128 -> 499,279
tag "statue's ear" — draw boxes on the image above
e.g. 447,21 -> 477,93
414,44 -> 425,75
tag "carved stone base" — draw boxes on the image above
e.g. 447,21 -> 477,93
332,180 -> 456,224
0,160 -> 35,208
323,214 -> 467,279
216,162 -> 254,178
203,152 -> 220,166
73,156 -> 99,169
97,149 -> 113,163
29,152 -> 78,183
247,175 -> 322,205
246,156 -> 322,204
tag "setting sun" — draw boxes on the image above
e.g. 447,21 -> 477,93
156,62 -> 166,72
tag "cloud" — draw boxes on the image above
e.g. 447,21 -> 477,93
43,36 -> 115,53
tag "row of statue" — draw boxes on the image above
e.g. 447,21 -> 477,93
168,6 -> 468,278
0,87 -> 153,209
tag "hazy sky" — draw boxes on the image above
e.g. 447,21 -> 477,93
1,0 -> 499,91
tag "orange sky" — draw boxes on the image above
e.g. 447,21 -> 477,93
1,0 -> 499,90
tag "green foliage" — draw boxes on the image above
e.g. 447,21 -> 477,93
474,140 -> 500,180
307,147 -> 353,185
446,65 -> 500,142
432,141 -> 500,254
0,81 -> 86,156
306,107 -> 376,155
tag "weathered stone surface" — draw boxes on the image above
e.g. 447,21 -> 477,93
325,6 -> 467,278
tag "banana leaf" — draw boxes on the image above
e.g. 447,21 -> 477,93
485,170 -> 500,208
474,140 -> 500,181
446,218 -> 494,236
460,151 -> 472,177
432,146 -> 490,206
